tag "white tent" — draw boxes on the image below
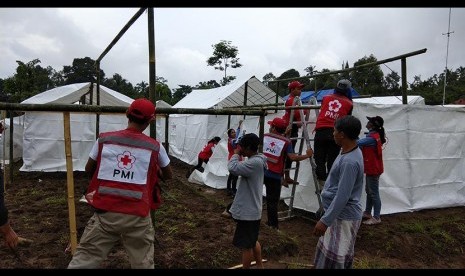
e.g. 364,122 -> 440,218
0,116 -> 25,165
19,82 -> 139,172
354,95 -> 425,105
168,76 -> 283,188
155,100 -> 172,143
282,103 -> 465,215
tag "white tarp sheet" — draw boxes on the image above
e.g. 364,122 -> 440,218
354,95 -> 425,105
0,116 -> 25,164
169,76 -> 284,188
175,99 -> 465,215
18,83 -> 144,172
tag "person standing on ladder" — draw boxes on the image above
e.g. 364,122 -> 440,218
263,117 -> 313,230
282,80 -> 308,185
313,79 -> 353,191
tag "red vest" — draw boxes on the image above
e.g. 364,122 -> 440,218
199,142 -> 215,160
283,95 -> 307,125
360,132 -> 384,176
263,133 -> 290,174
227,137 -> 242,161
315,93 -> 353,130
85,128 -> 160,217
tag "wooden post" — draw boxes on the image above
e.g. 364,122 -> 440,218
63,112 -> 78,255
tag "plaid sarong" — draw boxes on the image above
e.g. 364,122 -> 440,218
314,219 -> 361,269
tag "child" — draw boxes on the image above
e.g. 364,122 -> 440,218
226,120 -> 244,197
358,116 -> 387,225
227,133 -> 267,269
186,136 -> 221,178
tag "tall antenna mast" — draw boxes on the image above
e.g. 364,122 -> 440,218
442,8 -> 454,106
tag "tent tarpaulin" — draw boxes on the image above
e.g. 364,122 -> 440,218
174,76 -> 282,109
18,82 -> 141,172
169,76 -> 283,188
354,95 -> 425,105
181,100 -> 465,216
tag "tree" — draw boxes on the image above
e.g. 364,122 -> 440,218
154,76 -> 172,104
172,85 -> 193,104
2,59 -> 55,102
349,55 -> 384,96
304,65 -> 319,92
220,76 -> 236,86
262,72 -> 277,92
102,73 -> 135,98
383,71 -> 401,96
275,69 -> 301,97
62,57 -> 104,84
195,80 -> 220,89
134,81 -> 149,96
206,40 -> 242,85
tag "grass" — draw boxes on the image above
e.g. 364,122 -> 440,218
45,195 -> 67,206
353,255 -> 391,269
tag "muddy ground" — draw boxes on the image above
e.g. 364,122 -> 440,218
1,157 -> 465,269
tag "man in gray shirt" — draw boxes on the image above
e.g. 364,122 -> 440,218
312,115 -> 364,269
228,133 -> 267,269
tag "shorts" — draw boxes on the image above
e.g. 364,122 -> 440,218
232,219 -> 261,249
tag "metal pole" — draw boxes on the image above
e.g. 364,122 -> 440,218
148,8 -> 156,138
442,8 -> 454,106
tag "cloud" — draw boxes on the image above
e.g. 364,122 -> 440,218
1,7 -> 464,92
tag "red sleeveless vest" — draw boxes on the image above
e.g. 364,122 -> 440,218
85,128 -> 160,217
315,93 -> 353,130
263,133 -> 291,175
360,132 -> 384,176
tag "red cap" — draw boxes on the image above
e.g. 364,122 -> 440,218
268,117 -> 288,130
127,98 -> 155,120
288,81 -> 305,90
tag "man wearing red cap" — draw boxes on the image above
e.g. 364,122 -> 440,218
263,117 -> 313,230
68,98 -> 173,269
282,80 -> 307,184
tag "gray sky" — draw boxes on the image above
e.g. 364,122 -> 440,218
1,8 -> 464,90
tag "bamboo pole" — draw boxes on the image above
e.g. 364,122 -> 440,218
228,259 -> 267,269
63,112 -> 78,255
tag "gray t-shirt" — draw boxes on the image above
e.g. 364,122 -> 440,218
320,147 -> 364,227
228,153 -> 268,221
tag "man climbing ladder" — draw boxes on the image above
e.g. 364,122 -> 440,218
280,95 -> 324,220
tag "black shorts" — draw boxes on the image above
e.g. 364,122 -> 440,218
232,219 -> 261,249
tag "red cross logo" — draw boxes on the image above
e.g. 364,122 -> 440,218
117,151 -> 136,170
328,99 -> 342,112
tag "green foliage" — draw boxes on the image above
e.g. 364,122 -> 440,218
274,69 -> 301,97
383,71 -> 401,95
2,59 -> 56,102
102,73 -> 136,98
411,67 -> 465,105
62,57 -> 104,84
349,54 -> 384,96
220,76 -> 236,86
195,80 -> 220,90
3,52 -> 465,107
207,40 -> 242,83
172,85 -> 193,104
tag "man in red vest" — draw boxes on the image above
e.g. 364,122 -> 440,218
313,79 -> 353,191
68,98 -> 173,269
282,80 -> 308,184
263,117 -> 313,230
